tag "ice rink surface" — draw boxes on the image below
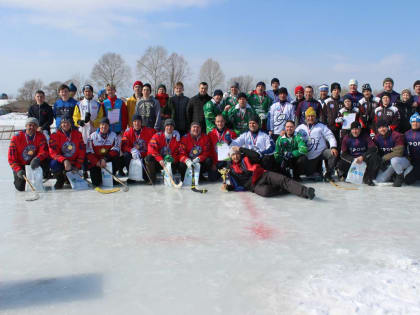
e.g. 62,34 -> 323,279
1,140 -> 420,314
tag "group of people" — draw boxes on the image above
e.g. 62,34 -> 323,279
7,77 -> 420,200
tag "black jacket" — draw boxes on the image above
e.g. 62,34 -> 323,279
28,102 -> 54,133
168,94 -> 190,133
186,93 -> 211,131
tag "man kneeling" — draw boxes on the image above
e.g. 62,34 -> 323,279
223,147 -> 315,199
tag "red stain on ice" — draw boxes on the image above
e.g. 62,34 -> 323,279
242,195 -> 277,240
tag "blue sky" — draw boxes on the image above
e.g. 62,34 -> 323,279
1,0 -> 419,97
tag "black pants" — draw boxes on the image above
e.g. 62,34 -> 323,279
178,157 -> 216,182
278,155 -> 307,177
337,152 -> 380,181
89,156 -> 120,186
295,149 -> 337,176
144,155 -> 181,184
252,171 -> 311,198
405,162 -> 420,185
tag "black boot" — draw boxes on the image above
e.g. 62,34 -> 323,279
393,174 -> 404,187
54,173 -> 65,189
306,187 -> 315,200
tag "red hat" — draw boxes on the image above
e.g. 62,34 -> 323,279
294,85 -> 304,94
133,80 -> 143,89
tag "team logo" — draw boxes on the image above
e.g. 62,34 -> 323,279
135,139 -> 147,153
306,137 -> 320,152
377,112 -> 382,117
22,145 -> 36,161
161,146 -> 172,156
297,129 -> 308,138
189,145 -> 202,159
62,141 -> 76,157
274,113 -> 286,127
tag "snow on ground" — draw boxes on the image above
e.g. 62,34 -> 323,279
0,99 -> 17,107
0,140 -> 420,314
0,112 -> 28,130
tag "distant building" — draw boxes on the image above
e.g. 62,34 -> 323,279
1,93 -> 8,100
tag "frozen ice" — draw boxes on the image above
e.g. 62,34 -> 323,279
1,140 -> 420,314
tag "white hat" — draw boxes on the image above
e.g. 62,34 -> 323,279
348,79 -> 358,86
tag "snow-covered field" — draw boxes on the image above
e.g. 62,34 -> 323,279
0,140 -> 420,314
0,112 -> 28,130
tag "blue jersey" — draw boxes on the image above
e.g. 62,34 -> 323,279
341,133 -> 374,158
344,92 -> 363,108
374,131 -> 405,156
53,98 -> 77,128
405,129 -> 420,161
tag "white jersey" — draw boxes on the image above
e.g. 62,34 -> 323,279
267,101 -> 295,134
295,123 -> 337,160
231,130 -> 275,156
87,130 -> 121,155
77,98 -> 101,143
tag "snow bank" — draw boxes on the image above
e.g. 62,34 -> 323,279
0,112 -> 28,129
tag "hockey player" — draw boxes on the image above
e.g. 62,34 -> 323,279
338,121 -> 378,186
179,122 -> 214,181
372,92 -> 400,133
377,77 -> 400,106
228,92 -> 257,135
186,82 -> 212,131
230,115 -> 275,171
86,118 -> 121,187
358,83 -> 380,133
247,81 -> 272,130
145,118 -> 181,184
404,113 -> 420,184
396,89 -> 417,133
224,82 -> 240,107
343,79 -> 363,108
121,114 -> 156,181
49,115 -> 85,189
292,86 -> 304,110
274,120 -> 308,180
8,118 -> 49,191
126,81 -> 143,127
53,84 -> 78,128
223,146 -> 315,199
295,107 -> 338,181
204,89 -> 229,133
318,84 -> 330,109
102,84 -> 128,135
321,82 -> 343,141
335,95 -> 362,141
28,90 -> 54,137
135,83 -> 161,131
374,120 -> 411,187
267,87 -> 295,141
295,86 -> 322,125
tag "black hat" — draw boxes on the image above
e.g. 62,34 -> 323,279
237,92 -> 247,99
271,78 -> 280,85
350,121 -> 361,129
376,119 -> 389,129
61,114 -> 72,123
213,89 -> 223,97
256,81 -> 266,88
413,80 -> 420,89
143,83 -> 152,90
231,82 -> 239,89
100,117 -> 110,125
164,118 -> 175,127
248,114 -> 260,124
331,82 -> 341,91
132,114 -> 142,122
278,87 -> 288,95
381,92 -> 392,100
157,84 -> 166,91
362,83 -> 372,92
343,94 -> 352,102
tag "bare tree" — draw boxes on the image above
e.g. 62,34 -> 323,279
17,79 -> 43,105
165,53 -> 191,95
43,81 -> 63,104
227,75 -> 254,93
136,46 -> 168,94
199,58 -> 225,95
90,52 -> 132,91
64,73 -> 93,100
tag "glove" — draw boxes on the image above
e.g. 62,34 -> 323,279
258,113 -> 267,120
77,120 -> 85,127
185,159 -> 193,168
225,132 -> 232,144
164,155 -> 174,163
380,158 -> 389,171
84,112 -> 91,123
64,159 -> 72,171
30,157 -> 40,169
193,157 -> 200,164
335,117 -> 344,124
17,170 -> 25,179
284,152 -> 293,161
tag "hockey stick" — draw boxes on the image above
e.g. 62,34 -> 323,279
329,180 -> 358,190
23,175 -> 40,201
103,167 -> 129,192
162,164 -> 182,189
80,176 -> 120,194
191,164 -> 207,193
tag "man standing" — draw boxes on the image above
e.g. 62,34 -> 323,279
102,84 -> 128,135
135,83 -> 161,130
318,84 -> 330,109
358,83 -> 380,133
413,80 -> 420,105
267,87 -> 295,140
204,89 -> 229,134
372,92 -> 400,132
344,79 -> 363,108
247,81 -> 272,130
126,81 -> 143,127
228,92 -> 257,135
68,82 -> 78,101
187,82 -> 212,131
295,86 -> 322,125
267,78 -> 281,103
28,90 -> 53,137
377,77 -> 400,106
53,84 -> 78,128
168,82 -> 189,136
8,118 -> 49,191
292,86 -> 304,110
224,82 -> 240,107
321,82 -> 343,140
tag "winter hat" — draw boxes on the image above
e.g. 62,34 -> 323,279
401,89 -> 412,97
97,89 -> 106,97
213,89 -> 223,97
231,82 -> 239,89
25,117 -> 39,126
348,79 -> 358,86
143,83 -> 152,91
294,85 -> 304,94
278,87 -> 288,95
248,114 -> 260,124
100,117 -> 110,125
350,121 -> 361,129
256,81 -> 266,88
82,84 -> 93,92
237,92 -> 247,99
60,115 -> 72,123
157,84 -> 166,92
319,84 -> 329,92
68,82 -> 77,92
381,92 -> 391,100
343,94 -> 352,102
305,107 -> 316,117
413,80 -> 420,89
164,118 -> 175,127
376,119 -> 388,129
383,77 -> 394,86
132,114 -> 142,122
271,78 -> 280,85
410,112 -> 420,123
362,83 -> 372,92
190,121 -> 201,127
133,81 -> 143,89
229,146 -> 241,157
330,82 -> 341,91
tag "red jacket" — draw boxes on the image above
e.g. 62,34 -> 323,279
8,131 -> 49,172
121,127 -> 156,158
155,93 -> 170,120
208,127 -> 237,165
179,133 -> 211,163
49,128 -> 85,168
147,132 -> 180,162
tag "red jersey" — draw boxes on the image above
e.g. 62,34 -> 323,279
208,127 -> 237,165
49,128 -> 86,169
179,133 -> 211,163
121,127 -> 156,158
147,132 -> 180,162
86,130 -> 120,166
8,131 -> 49,172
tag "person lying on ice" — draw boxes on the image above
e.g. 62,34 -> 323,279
222,146 -> 315,199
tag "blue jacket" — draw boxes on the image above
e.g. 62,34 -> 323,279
53,98 -> 77,128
